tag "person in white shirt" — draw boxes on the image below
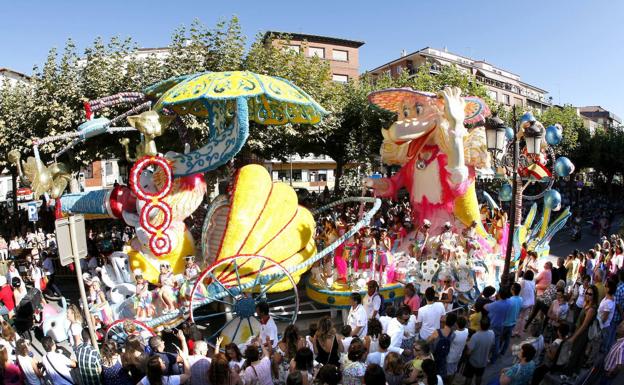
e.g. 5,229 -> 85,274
340,325 -> 353,352
256,302 -> 278,348
513,270 -> 536,336
446,316 -> 469,381
363,280 -> 382,319
387,306 -> 411,354
598,281 -> 616,353
41,336 -> 77,385
415,287 -> 446,340
365,333 -> 403,367
379,305 -> 395,334
348,292 -> 368,338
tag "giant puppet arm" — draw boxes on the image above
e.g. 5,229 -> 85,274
363,166 -> 407,199
440,87 -> 469,187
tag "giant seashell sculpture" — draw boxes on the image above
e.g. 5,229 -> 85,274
205,164 -> 317,293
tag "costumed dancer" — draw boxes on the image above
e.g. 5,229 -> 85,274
412,219 -> 431,260
88,278 -> 113,326
438,222 -> 457,262
157,262 -> 177,314
179,255 -> 200,306
134,269 -> 154,321
324,220 -> 347,282
463,220 -> 481,258
377,229 -> 394,284
359,227 -> 376,271
342,227 -> 360,276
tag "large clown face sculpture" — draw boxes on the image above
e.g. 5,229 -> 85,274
365,87 -> 491,236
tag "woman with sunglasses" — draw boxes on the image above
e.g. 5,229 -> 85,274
567,284 -> 598,373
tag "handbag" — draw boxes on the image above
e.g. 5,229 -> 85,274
587,318 -> 600,340
44,354 -> 75,385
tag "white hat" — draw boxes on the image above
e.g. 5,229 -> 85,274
444,221 -> 452,228
133,268 -> 143,276
423,219 -> 431,226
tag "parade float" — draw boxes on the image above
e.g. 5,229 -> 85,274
8,71 -> 383,344
7,70 -> 574,343
306,85 -> 575,302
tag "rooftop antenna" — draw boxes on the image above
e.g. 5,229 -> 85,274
401,49 -> 407,57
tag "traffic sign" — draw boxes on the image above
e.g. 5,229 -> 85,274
27,202 -> 38,222
55,215 -> 88,266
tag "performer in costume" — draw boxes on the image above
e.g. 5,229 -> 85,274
377,229 -> 393,283
324,220 -> 347,282
412,219 -> 431,260
179,256 -> 200,306
134,270 -> 154,321
438,222 -> 457,262
157,262 -> 177,314
342,227 -> 360,275
88,278 -> 113,326
359,227 -> 376,270
463,220 -> 481,258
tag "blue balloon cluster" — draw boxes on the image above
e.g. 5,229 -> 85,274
545,125 -> 563,146
505,127 -> 514,141
554,157 -> 575,177
499,183 -> 512,201
544,189 -> 562,210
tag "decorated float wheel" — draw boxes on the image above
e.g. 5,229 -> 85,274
105,318 -> 156,345
189,255 -> 299,345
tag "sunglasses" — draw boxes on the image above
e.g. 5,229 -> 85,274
585,292 -> 594,296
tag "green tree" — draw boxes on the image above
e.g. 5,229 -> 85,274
538,105 -> 583,158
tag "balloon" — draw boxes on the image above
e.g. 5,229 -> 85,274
544,189 -> 562,211
520,112 -> 535,128
545,125 -> 563,145
499,183 -> 512,202
505,127 -> 514,141
554,157 -> 575,177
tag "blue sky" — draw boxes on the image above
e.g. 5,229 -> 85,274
2,0 -> 623,118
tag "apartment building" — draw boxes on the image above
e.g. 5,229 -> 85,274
577,106 -> 621,130
263,31 -> 365,83
368,47 -> 552,112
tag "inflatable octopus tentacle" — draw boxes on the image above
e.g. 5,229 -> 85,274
534,207 -> 571,253
169,97 -> 249,177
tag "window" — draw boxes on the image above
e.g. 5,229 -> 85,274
284,45 -> 300,53
503,94 -> 510,105
81,163 -> 94,179
105,160 -> 114,176
308,47 -> 325,58
487,90 -> 498,102
514,97 -> 523,107
332,49 -> 348,61
332,74 -> 348,83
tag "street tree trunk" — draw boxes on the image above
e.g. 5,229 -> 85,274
334,159 -> 345,197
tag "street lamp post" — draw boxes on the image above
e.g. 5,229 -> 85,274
502,108 -> 519,288
485,106 -> 518,288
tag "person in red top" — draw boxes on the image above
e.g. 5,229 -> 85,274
0,276 -> 15,313
403,283 -> 421,314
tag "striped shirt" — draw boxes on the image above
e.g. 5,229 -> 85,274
189,355 -> 211,385
604,337 -> 624,372
76,343 -> 101,385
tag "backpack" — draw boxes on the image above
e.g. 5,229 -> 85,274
433,328 -> 454,363
375,292 -> 386,316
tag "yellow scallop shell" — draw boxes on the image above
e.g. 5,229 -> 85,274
212,164 -> 316,292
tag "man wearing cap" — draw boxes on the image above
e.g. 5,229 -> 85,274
364,280 -> 382,319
